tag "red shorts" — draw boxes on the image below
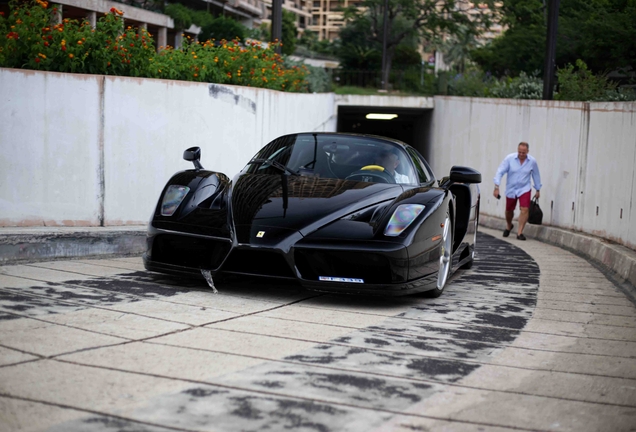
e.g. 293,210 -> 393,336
506,190 -> 531,211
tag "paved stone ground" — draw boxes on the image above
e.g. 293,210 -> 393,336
0,230 -> 635,431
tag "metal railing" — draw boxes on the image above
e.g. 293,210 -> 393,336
331,68 -> 435,93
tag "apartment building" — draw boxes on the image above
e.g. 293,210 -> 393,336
261,0 -> 312,35
307,0 -> 362,41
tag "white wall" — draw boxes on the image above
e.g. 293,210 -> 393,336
0,69 -> 336,226
428,97 -> 636,249
1,69 -> 635,249
0,70 -> 103,226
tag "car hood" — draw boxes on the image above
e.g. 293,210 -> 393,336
231,174 -> 403,243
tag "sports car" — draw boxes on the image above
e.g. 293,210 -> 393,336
143,132 -> 481,297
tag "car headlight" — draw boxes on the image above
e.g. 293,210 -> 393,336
384,204 -> 425,236
161,185 -> 190,216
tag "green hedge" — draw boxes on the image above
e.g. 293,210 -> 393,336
0,0 -> 309,92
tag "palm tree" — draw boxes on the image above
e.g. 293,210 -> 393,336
440,25 -> 481,73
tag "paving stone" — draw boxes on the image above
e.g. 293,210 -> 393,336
42,307 -> 189,340
0,346 -> 39,367
0,317 -> 126,357
59,341 -> 265,382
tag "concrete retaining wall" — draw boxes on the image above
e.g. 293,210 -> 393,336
2,69 -> 635,250
0,69 -> 337,227
427,97 -> 636,250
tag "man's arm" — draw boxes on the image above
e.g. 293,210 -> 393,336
493,157 -> 509,198
532,159 -> 542,199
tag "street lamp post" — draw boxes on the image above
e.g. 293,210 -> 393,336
380,0 -> 389,90
271,0 -> 282,55
542,0 -> 560,100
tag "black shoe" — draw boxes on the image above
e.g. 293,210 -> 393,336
517,234 -> 526,240
503,224 -> 514,237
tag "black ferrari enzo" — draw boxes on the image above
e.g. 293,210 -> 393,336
143,133 -> 481,297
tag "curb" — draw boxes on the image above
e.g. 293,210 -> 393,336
479,214 -> 636,292
0,226 -> 147,265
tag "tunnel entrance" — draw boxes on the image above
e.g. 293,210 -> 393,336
336,105 -> 433,158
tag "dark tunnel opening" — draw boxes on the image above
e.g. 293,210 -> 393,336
336,105 -> 434,159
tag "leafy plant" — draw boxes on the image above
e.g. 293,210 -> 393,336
489,71 -> 542,99
200,15 -> 247,42
281,10 -> 297,55
164,3 -> 192,30
555,59 -> 635,101
447,71 -> 493,97
284,57 -> 331,92
0,1 -> 309,92
0,1 -> 155,76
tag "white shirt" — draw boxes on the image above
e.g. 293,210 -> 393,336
394,172 -> 410,184
494,153 -> 542,198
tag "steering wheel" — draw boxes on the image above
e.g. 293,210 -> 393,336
345,165 -> 396,184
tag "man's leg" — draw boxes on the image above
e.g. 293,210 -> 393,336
504,197 -> 516,233
518,207 -> 529,235
505,210 -> 514,230
517,191 -> 532,237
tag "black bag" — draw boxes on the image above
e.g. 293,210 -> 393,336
528,197 -> 543,225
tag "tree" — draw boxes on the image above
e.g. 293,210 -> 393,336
281,10 -> 297,55
341,0 -> 494,88
164,3 -> 193,30
471,0 -> 636,77
439,25 -> 481,73
199,15 -> 247,41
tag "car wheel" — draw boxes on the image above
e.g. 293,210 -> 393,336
426,212 -> 453,298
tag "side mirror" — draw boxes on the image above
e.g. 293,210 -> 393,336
449,166 -> 481,184
183,147 -> 204,170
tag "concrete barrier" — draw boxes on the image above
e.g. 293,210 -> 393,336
1,68 -> 635,265
427,97 -> 636,250
0,69 -> 337,227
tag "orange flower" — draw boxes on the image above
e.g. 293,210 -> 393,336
77,40 -> 82,45
35,57 -> 40,63
68,53 -> 74,58
16,19 -> 22,24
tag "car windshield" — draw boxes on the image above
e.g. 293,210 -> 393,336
245,134 -> 419,185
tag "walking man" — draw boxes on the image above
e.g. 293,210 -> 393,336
493,142 -> 542,240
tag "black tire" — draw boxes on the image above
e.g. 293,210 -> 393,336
425,211 -> 453,298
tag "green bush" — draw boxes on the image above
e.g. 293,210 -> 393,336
284,57 -> 331,93
489,72 -> 543,99
164,3 -> 192,30
0,0 -> 309,92
447,71 -> 492,97
199,15 -> 246,42
555,59 -> 636,101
